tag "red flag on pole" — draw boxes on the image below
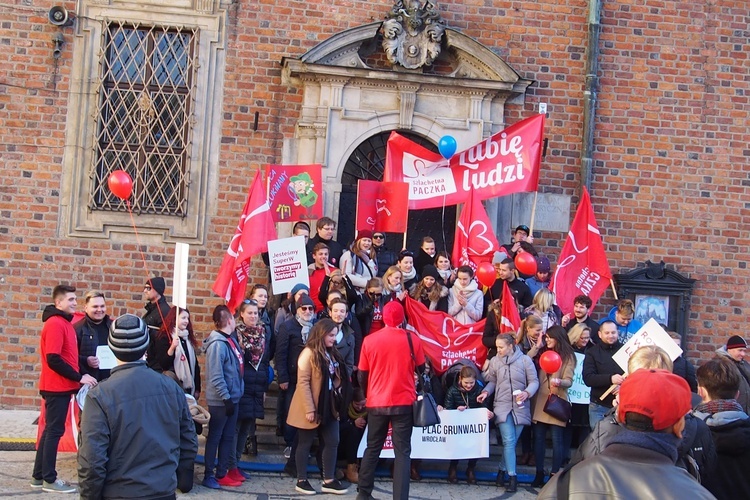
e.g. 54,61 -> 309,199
355,180 -> 409,233
549,187 -> 612,315
452,189 -> 500,271
212,173 -> 277,313
501,280 -> 522,333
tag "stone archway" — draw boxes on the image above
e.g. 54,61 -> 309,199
280,19 -> 533,242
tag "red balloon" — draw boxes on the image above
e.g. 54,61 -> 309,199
540,350 -> 562,374
476,262 -> 497,288
108,170 -> 133,200
515,252 -> 537,275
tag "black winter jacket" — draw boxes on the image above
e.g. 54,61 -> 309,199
238,328 -> 274,420
78,361 -> 197,499
698,410 -> 750,500
74,315 -> 113,381
143,297 -> 171,371
443,382 -> 484,411
274,317 -> 306,386
582,340 -> 624,407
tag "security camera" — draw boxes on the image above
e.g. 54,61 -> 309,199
48,6 -> 74,27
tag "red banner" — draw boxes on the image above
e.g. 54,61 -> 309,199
452,188 -> 500,271
212,173 -> 278,313
403,296 -> 487,376
37,395 -> 79,452
266,164 -> 323,222
384,114 -> 545,209
549,187 -> 612,315
355,180 -> 409,233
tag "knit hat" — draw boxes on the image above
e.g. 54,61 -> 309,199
492,250 -> 508,264
108,314 -> 150,362
421,264 -> 441,282
147,276 -> 166,296
296,295 -> 315,311
727,335 -> 747,350
383,301 -> 405,327
536,256 -> 551,273
357,229 -> 374,240
617,369 -> 691,431
290,283 -> 310,298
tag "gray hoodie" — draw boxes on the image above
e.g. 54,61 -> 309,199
483,346 -> 539,426
203,330 -> 244,406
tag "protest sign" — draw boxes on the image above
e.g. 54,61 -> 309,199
612,318 -> 683,373
357,408 -> 490,460
268,236 -> 309,294
266,164 -> 323,222
567,352 -> 590,404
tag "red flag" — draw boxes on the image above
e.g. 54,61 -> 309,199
501,280 -> 522,333
549,187 -> 612,315
212,173 -> 277,312
37,395 -> 79,452
355,180 -> 409,233
384,115 -> 545,209
403,296 -> 487,376
452,189 -> 500,271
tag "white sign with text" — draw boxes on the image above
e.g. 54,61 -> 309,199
357,408 -> 490,460
268,236 -> 309,295
567,352 -> 590,404
612,318 -> 683,373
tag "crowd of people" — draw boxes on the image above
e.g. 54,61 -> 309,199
32,218 -> 750,499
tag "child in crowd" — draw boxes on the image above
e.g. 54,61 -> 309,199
338,388 -> 367,483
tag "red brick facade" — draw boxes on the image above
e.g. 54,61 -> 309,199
1,0 -> 748,407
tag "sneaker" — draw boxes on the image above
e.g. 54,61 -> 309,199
202,476 -> 220,489
217,475 -> 242,487
295,479 -> 316,495
233,467 -> 252,480
42,479 -> 77,494
284,446 -> 292,459
227,468 -> 246,482
30,478 -> 43,489
321,479 -> 348,495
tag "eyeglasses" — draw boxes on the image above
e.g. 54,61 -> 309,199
373,235 -> 384,240
144,286 -> 152,291
299,306 -> 315,312
370,292 -> 383,298
331,280 -> 343,285
243,299 -> 258,305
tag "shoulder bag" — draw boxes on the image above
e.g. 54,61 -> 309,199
405,330 -> 441,428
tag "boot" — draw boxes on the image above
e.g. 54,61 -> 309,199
495,470 -> 506,487
518,451 -> 530,465
247,436 -> 258,457
345,463 -> 359,483
410,462 -> 422,481
531,470 -> 545,487
507,475 -> 518,492
447,462 -> 458,484
466,466 -> 476,485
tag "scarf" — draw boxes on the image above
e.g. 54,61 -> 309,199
348,403 -> 367,421
695,399 -> 744,415
608,428 -> 680,463
173,330 -> 195,394
386,283 -> 402,295
452,278 -> 478,297
401,267 -> 416,282
335,323 -> 344,344
437,267 -> 452,283
297,314 -> 314,344
237,323 -> 266,370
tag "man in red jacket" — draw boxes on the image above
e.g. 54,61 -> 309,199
357,301 -> 424,500
32,285 -> 97,493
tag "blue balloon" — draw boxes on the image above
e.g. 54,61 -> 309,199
438,135 -> 457,160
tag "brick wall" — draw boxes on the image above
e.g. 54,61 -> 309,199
1,0 -> 748,408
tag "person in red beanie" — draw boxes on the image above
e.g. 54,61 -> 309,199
356,301 -> 424,500
538,369 -> 714,499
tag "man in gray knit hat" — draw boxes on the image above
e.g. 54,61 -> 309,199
78,314 -> 198,499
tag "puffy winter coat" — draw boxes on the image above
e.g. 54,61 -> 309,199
238,327 -> 274,420
483,346 -> 539,426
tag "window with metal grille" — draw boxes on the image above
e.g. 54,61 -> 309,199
89,22 -> 197,216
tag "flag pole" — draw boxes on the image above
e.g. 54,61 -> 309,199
610,279 -> 619,300
529,190 -> 539,235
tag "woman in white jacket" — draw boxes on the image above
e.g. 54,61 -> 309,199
339,230 -> 378,292
447,265 -> 484,324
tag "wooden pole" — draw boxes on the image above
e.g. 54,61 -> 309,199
610,278 -> 619,300
529,190 -> 539,235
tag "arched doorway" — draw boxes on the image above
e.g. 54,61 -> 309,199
337,131 -> 457,255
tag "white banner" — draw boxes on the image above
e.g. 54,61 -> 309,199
567,352 -> 590,404
267,236 -> 309,295
357,408 -> 490,460
612,318 -> 683,373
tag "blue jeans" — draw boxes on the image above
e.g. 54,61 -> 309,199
498,420 -> 524,476
588,402 -> 610,430
205,403 -> 238,478
534,422 -> 566,474
358,412 -> 413,500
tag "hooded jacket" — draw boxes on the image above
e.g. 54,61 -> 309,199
694,408 -> 750,499
202,330 -> 243,406
603,306 -> 643,344
483,346 -> 539,426
39,305 -> 82,395
715,346 -> 750,413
